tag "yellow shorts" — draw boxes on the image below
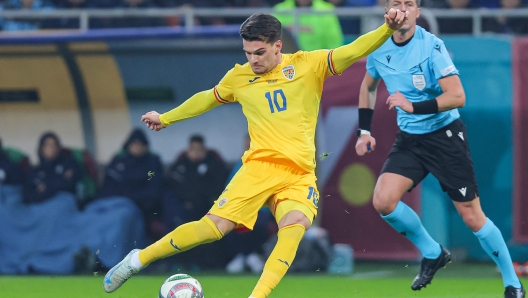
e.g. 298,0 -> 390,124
209,159 -> 319,230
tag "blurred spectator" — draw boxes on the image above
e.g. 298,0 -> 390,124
0,0 -> 55,31
109,0 -> 167,28
274,0 -> 344,51
483,0 -> 528,34
98,128 -> 164,239
24,132 -> 82,204
0,138 -> 28,206
223,135 -> 274,274
51,0 -> 91,7
437,0 -> 476,34
176,0 -> 227,26
325,0 -> 362,35
0,139 -> 25,188
165,134 -> 228,224
161,134 -> 229,270
472,0 -> 499,8
43,0 -> 103,29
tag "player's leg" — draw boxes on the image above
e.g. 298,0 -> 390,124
453,196 -> 524,296
250,169 -> 318,298
103,214 -> 232,293
250,201 -> 313,298
103,160 -> 275,293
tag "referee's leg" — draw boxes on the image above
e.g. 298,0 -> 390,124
454,196 -> 524,295
374,173 -> 442,259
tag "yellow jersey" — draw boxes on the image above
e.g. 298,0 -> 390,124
214,50 -> 333,172
159,24 -> 395,173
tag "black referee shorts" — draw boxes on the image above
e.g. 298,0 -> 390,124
380,119 -> 479,202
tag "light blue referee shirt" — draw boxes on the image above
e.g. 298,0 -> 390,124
366,25 -> 460,134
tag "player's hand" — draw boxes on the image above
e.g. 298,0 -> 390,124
141,111 -> 165,131
356,134 -> 376,156
387,90 -> 413,113
384,8 -> 409,31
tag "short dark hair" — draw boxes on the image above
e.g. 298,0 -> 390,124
239,13 -> 282,44
190,134 -> 204,144
385,0 -> 421,7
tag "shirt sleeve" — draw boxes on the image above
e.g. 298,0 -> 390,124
214,68 -> 236,104
159,68 -> 236,127
304,49 -> 334,81
366,55 -> 381,79
431,39 -> 459,80
330,24 -> 394,75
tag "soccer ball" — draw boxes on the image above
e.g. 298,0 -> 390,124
159,273 -> 204,298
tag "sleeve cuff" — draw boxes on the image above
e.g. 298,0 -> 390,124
159,114 -> 170,127
383,23 -> 396,34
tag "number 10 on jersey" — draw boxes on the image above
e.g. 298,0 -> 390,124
265,89 -> 287,113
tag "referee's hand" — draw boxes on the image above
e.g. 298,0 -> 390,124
356,135 -> 376,156
384,8 -> 409,31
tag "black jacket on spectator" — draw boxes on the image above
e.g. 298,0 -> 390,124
24,134 -> 82,204
0,146 -> 25,186
98,130 -> 164,217
166,150 -> 228,221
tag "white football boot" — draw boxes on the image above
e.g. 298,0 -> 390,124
103,249 -> 142,293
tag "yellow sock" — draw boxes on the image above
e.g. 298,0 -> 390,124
139,216 -> 223,266
250,224 -> 306,298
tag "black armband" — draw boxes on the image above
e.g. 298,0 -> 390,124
358,108 -> 374,131
412,99 -> 439,114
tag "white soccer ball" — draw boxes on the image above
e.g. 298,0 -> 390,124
158,273 -> 204,298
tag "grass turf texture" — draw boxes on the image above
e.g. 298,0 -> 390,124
0,263 -> 523,297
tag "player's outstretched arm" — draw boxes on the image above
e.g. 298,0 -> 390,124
356,72 -> 379,156
330,8 -> 408,74
140,88 -> 222,131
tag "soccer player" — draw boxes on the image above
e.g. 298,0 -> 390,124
355,0 -> 525,297
103,11 -> 408,298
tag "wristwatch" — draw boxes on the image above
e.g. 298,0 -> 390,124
356,129 -> 371,137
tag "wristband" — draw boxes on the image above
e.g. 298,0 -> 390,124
412,99 -> 438,114
359,108 -> 374,131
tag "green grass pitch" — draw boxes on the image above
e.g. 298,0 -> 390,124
0,263 -> 523,297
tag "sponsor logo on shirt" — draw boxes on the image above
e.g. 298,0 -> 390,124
218,198 -> 228,208
441,65 -> 456,76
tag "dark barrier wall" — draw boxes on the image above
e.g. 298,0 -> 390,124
513,37 -> 528,243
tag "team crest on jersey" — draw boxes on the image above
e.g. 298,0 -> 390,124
412,74 -> 426,91
218,198 -> 228,208
282,65 -> 295,80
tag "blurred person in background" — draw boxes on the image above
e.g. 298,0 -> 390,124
98,128 -> 164,240
165,134 -> 228,224
274,0 -> 344,50
436,0 -> 476,34
44,0 -> 103,29
0,138 -> 27,206
355,0 -> 525,296
483,0 -> 528,34
174,0 -> 227,26
0,0 -> 55,31
24,132 -> 81,205
161,134 -> 229,271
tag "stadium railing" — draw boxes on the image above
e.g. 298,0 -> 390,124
0,7 -> 528,36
